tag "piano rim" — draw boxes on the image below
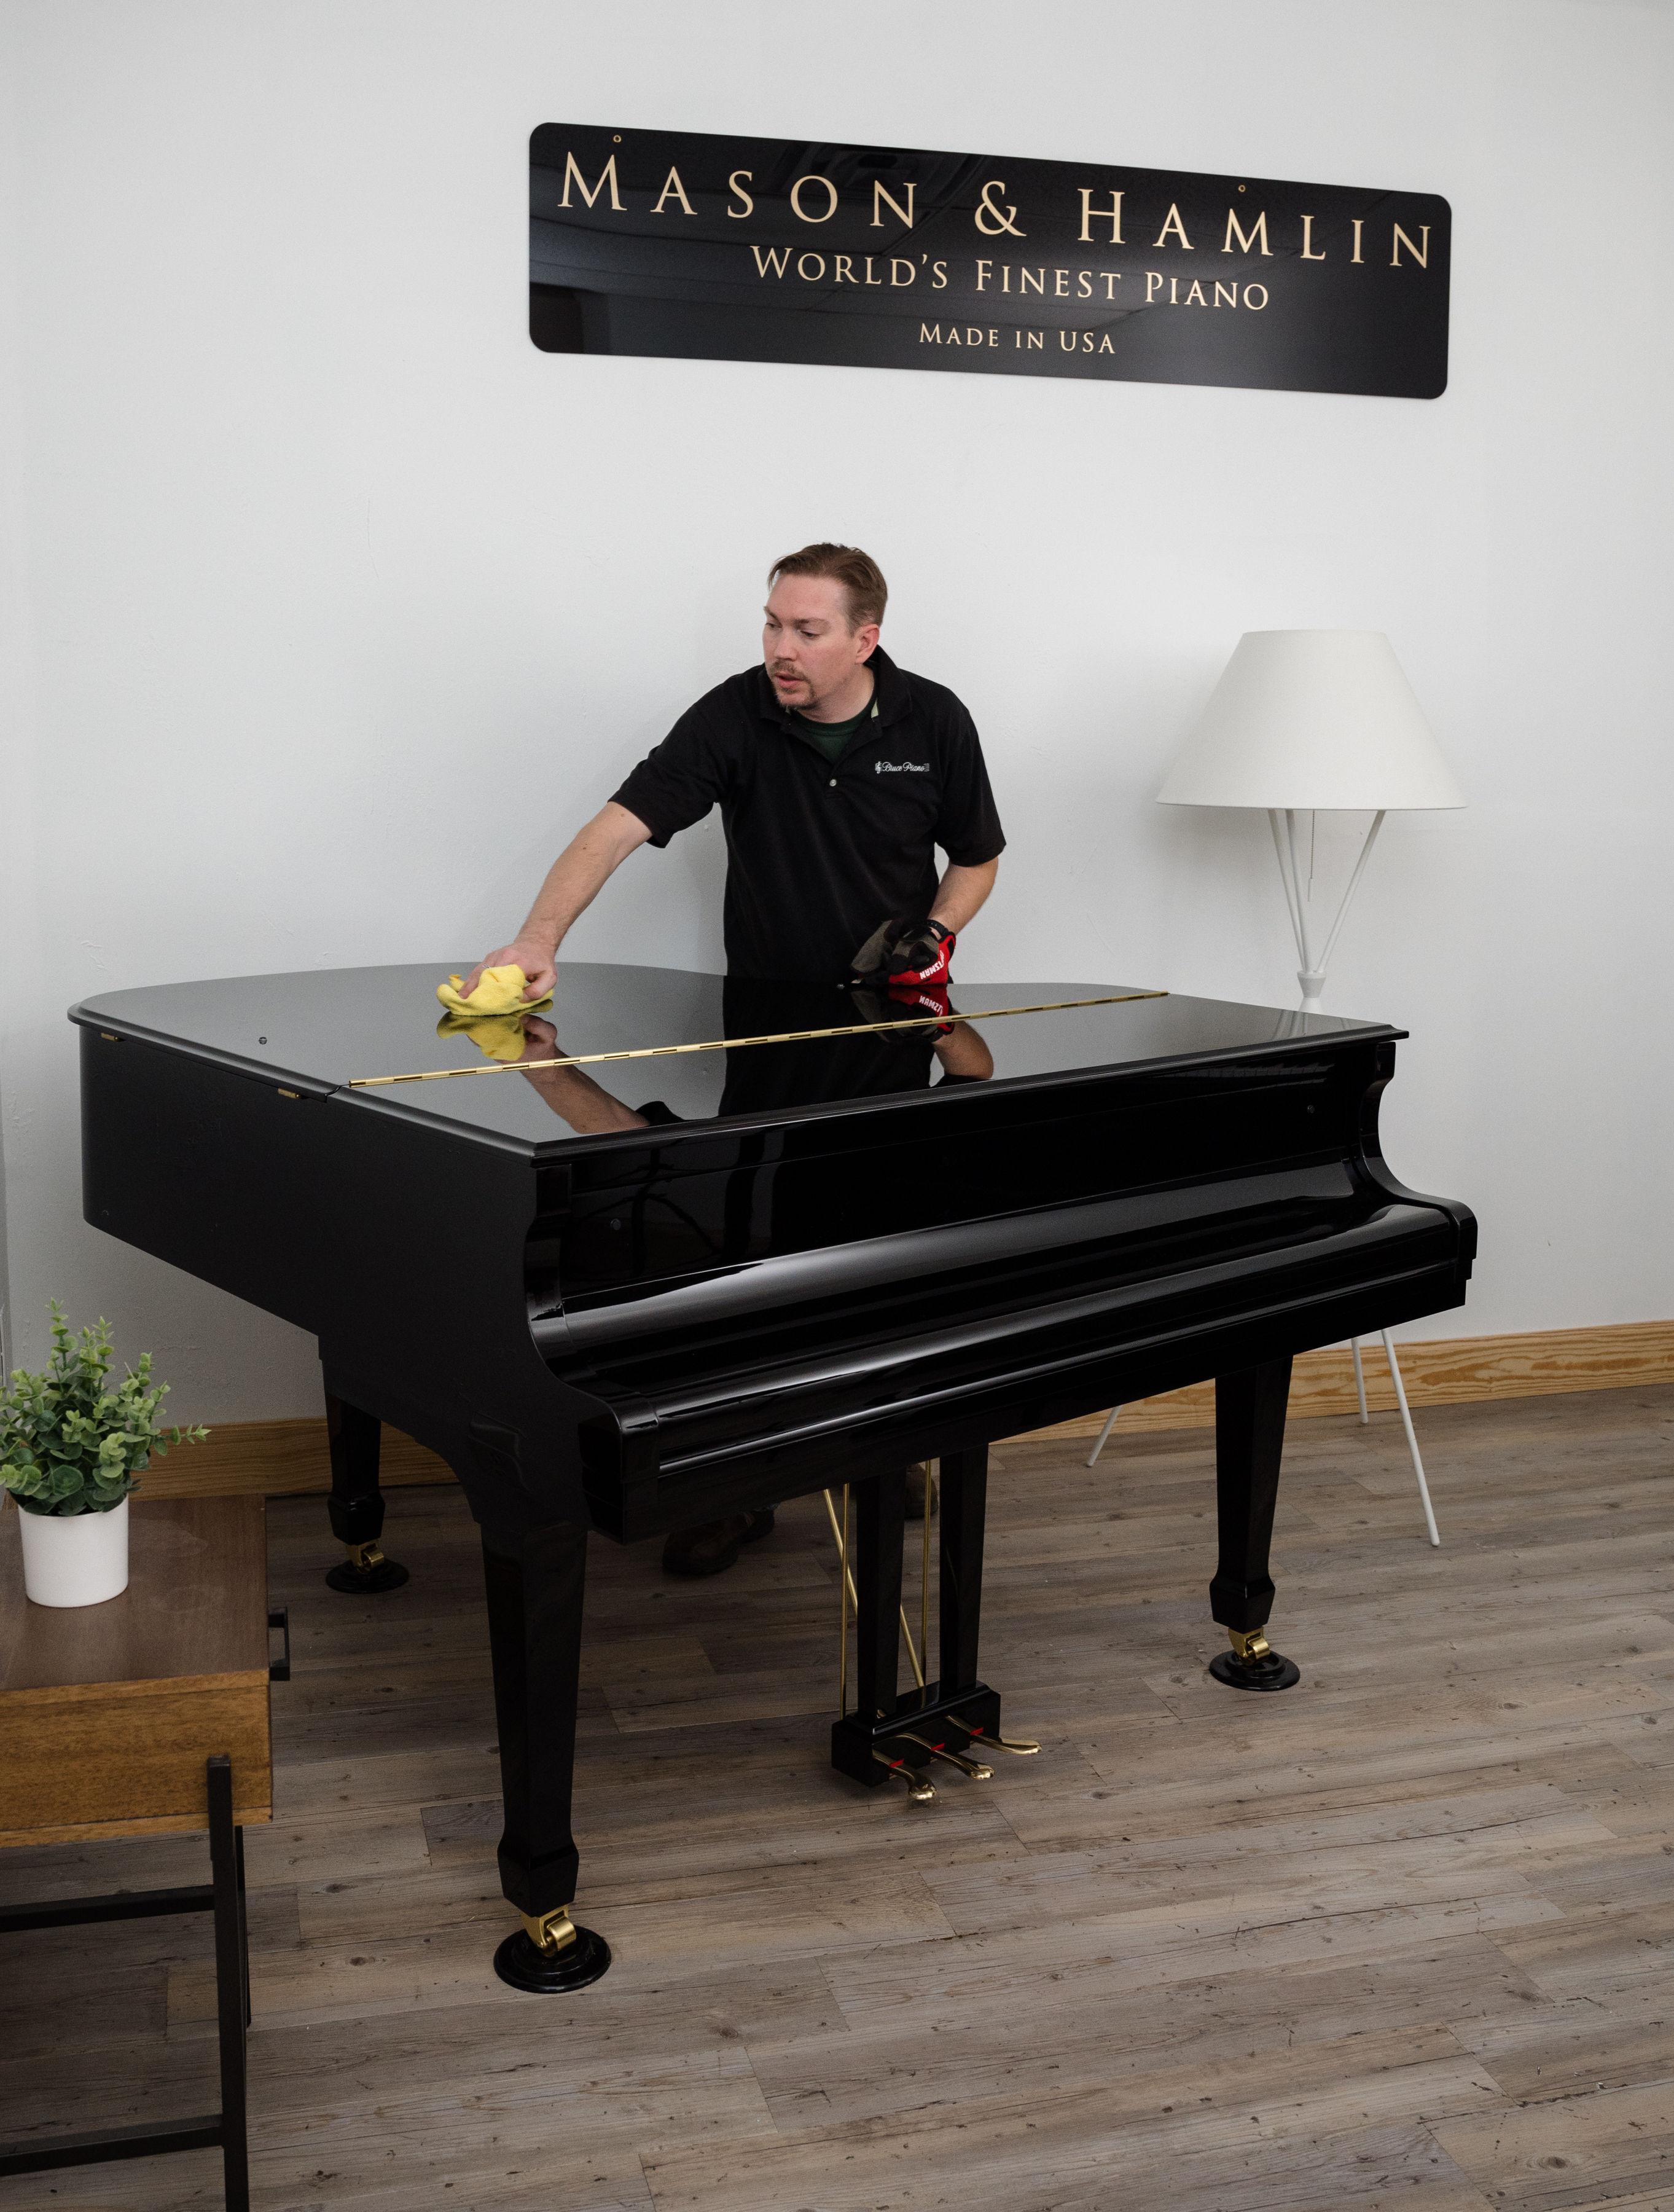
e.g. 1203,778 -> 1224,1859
70,1004 -> 1411,1164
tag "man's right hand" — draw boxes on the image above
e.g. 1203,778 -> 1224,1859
455,802 -> 654,1003
455,938 -> 557,1002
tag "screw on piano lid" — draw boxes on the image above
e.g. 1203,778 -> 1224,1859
258,1036 -> 267,1044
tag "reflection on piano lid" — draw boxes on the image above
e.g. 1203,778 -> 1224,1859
70,962 -> 1396,1148
349,987 -> 1169,1087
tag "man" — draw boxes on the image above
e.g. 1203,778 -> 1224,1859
461,542 -> 1005,1572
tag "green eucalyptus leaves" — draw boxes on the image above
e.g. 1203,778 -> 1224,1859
0,1303 -> 207,1516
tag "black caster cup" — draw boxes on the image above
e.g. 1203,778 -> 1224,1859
493,1921 -> 611,1994
325,1544 -> 410,1595
1208,1628 -> 1300,1693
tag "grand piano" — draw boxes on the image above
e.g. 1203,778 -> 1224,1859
71,962 -> 1474,1991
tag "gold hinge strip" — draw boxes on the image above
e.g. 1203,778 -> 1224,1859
346,992 -> 1168,1089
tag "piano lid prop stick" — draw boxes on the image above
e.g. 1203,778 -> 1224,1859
346,992 -> 1170,1088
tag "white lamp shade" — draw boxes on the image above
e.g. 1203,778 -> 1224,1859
1157,630 -> 1465,810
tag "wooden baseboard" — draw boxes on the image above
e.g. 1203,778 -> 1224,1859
135,1320 -> 1674,1500
1036,1319 -> 1674,1437
139,1419 -> 455,1502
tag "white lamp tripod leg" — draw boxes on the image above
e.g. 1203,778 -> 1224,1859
1348,1333 -> 1441,1545
1383,1332 -> 1441,1547
1086,1403 -> 1121,1467
1268,809 -> 1387,1014
1265,809 -> 1437,1545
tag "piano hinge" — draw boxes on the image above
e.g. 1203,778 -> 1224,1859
99,1032 -> 120,1043
276,1087 -> 303,1100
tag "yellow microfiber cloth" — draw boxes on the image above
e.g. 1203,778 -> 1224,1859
435,963 -> 553,1019
434,1010 -> 538,1064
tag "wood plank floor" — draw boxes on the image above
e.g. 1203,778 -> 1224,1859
2,1384 -> 1672,2211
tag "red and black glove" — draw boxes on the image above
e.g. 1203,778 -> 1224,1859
889,979 -> 955,1033
849,916 -> 957,989
849,979 -> 955,1035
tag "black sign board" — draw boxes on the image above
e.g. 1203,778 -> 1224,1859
530,124 -> 1449,400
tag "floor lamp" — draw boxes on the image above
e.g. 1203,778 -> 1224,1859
1090,633 -> 1463,1547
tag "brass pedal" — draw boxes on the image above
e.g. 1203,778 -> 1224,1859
968,1725 -> 1041,1756
871,1750 -> 936,1803
894,1730 -> 994,1781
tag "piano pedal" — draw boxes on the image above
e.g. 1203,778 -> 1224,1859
871,1750 -> 937,1803
893,1730 -> 994,1781
324,1540 -> 410,1595
1208,1625 -> 1300,1693
966,1724 -> 1041,1756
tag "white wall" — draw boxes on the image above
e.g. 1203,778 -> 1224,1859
1,0 -> 1670,1422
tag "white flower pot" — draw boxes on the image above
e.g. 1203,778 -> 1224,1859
17,1496 -> 130,1607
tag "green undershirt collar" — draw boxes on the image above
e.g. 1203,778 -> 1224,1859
788,692 -> 880,766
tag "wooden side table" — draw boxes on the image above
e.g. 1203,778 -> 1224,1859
0,1496 -> 279,2211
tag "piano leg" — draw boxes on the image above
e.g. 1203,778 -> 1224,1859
323,1393 -> 410,1594
480,1520 -> 612,1993
1208,1358 -> 1301,1692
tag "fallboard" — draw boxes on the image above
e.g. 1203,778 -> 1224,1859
532,1043 -> 1382,1324
565,1185 -> 1465,1537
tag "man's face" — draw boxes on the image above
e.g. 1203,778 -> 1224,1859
762,575 -> 879,713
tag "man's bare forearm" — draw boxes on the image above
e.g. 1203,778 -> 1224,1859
929,857 -> 1000,935
460,801 -> 651,1000
933,1022 -> 995,1080
518,1064 -> 649,1134
520,802 -> 652,949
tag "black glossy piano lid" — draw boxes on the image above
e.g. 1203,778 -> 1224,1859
71,963 -> 1401,1150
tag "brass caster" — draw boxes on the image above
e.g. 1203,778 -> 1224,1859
493,1908 -> 611,1993
325,1540 -> 409,1594
1208,1625 -> 1300,1693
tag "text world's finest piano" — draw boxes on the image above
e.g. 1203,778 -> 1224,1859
71,963 -> 1474,1991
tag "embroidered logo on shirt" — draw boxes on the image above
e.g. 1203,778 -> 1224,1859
875,759 -> 931,774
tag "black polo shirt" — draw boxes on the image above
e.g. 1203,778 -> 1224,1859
611,646 -> 1005,981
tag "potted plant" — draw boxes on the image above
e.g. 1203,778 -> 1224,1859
0,1304 -> 208,1607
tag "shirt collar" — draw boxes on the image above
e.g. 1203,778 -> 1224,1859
753,644 -> 910,730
